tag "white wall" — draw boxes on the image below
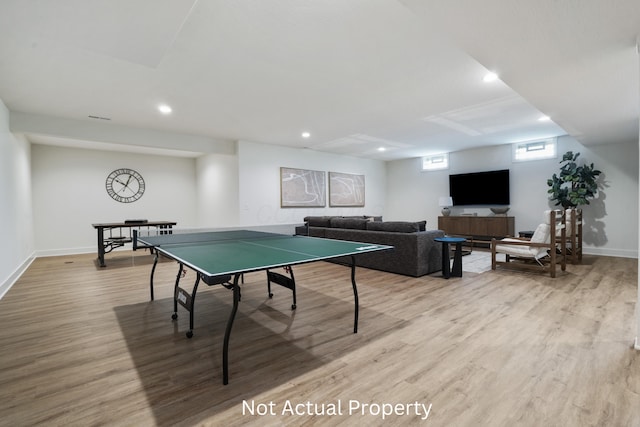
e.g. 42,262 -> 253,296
386,135 -> 639,258
196,153 -> 239,227
9,122 -> 638,264
0,100 -> 35,296
27,140 -> 388,255
237,140 -> 387,226
31,145 -> 199,255
635,43 -> 640,349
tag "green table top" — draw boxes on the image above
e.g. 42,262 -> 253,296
139,230 -> 393,278
435,237 -> 467,243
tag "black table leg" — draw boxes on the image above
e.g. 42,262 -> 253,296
149,252 -> 159,300
350,255 -> 359,334
441,241 -> 451,279
97,227 -> 106,267
451,241 -> 463,277
223,273 -> 242,385
171,263 -> 184,319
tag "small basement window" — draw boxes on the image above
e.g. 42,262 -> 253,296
422,153 -> 449,171
512,138 -> 557,162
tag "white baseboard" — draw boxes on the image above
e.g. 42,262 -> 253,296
0,253 -> 36,300
35,246 -> 95,258
583,247 -> 638,259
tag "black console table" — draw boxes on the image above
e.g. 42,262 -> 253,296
92,221 -> 176,267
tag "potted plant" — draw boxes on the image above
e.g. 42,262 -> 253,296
547,151 -> 601,208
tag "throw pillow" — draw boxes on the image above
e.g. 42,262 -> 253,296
329,218 -> 369,230
305,216 -> 332,227
367,221 -> 420,233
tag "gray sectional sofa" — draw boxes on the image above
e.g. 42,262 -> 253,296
295,216 -> 445,277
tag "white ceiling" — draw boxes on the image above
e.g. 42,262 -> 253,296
0,0 -> 638,161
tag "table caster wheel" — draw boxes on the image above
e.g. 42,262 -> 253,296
291,304 -> 296,310
171,313 -> 178,320
186,330 -> 193,339
269,293 -> 273,298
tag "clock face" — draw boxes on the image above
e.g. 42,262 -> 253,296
105,168 -> 145,203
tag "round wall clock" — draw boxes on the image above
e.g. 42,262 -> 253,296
105,168 -> 145,203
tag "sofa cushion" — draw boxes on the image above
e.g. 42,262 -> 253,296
367,221 -> 420,233
329,217 -> 368,230
304,216 -> 332,227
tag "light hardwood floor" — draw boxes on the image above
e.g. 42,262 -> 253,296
0,250 -> 638,426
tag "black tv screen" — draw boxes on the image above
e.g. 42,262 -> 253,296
449,169 -> 510,206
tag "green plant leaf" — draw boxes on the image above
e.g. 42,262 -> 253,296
547,151 -> 600,208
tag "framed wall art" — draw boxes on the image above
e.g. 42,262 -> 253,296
280,167 -> 326,207
329,172 -> 365,207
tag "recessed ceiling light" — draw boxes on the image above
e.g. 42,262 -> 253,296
538,115 -> 551,122
301,132 -> 311,138
158,104 -> 172,114
483,72 -> 499,82
378,147 -> 386,152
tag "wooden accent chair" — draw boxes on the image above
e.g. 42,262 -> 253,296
491,210 -> 566,278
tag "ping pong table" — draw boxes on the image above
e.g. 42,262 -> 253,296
136,229 -> 392,384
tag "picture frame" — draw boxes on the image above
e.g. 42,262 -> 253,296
329,172 -> 365,207
280,167 -> 326,207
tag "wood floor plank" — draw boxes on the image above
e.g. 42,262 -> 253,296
0,250 -> 638,426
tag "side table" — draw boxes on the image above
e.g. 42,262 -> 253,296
434,237 -> 466,279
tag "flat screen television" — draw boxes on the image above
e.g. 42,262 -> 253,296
449,169 -> 510,206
